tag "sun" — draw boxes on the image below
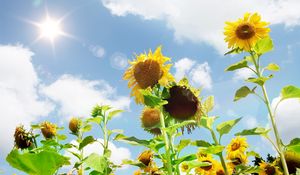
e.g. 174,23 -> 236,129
38,16 -> 63,41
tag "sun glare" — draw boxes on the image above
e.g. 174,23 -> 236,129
38,17 -> 63,41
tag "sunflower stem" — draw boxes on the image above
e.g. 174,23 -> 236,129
160,109 -> 173,175
210,129 -> 229,175
250,52 -> 289,175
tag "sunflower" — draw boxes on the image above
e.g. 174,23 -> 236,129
215,162 -> 233,175
14,125 -> 34,149
141,107 -> 160,128
180,162 -> 190,172
138,150 -> 153,168
226,136 -> 248,160
275,151 -> 300,174
133,170 -> 142,175
259,162 -> 282,175
123,46 -> 174,104
41,121 -> 57,139
227,152 -> 248,168
224,12 -> 270,51
195,153 -> 218,175
69,117 -> 81,134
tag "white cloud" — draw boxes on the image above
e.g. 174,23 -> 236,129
243,116 -> 258,129
0,45 -> 53,155
110,52 -> 128,70
173,58 -> 212,90
102,0 -> 300,53
41,75 -> 130,119
271,97 -> 300,143
89,45 -> 105,58
65,139 -> 131,171
233,66 -> 255,81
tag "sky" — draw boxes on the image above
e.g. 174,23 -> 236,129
0,0 -> 300,174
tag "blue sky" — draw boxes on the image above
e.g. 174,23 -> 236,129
1,0 -> 300,174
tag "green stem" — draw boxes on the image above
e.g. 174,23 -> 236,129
160,109 -> 173,175
250,53 -> 289,175
103,117 -> 109,175
78,131 -> 84,175
210,129 -> 229,175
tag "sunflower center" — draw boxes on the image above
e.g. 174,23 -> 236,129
164,86 -> 199,120
235,23 -> 255,40
201,160 -> 212,171
141,108 -> 160,128
232,158 -> 242,165
133,59 -> 162,89
265,165 -> 276,175
231,142 -> 240,151
216,170 -> 225,175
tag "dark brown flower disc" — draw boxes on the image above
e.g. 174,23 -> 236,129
164,86 -> 199,120
14,126 -> 33,149
235,23 -> 255,40
264,165 -> 276,175
141,108 -> 160,128
138,150 -> 153,166
69,118 -> 80,134
283,151 -> 300,174
133,59 -> 162,89
41,122 -> 56,139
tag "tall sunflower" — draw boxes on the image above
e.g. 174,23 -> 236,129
195,153 -> 218,175
224,12 -> 270,51
259,162 -> 282,175
123,46 -> 174,104
226,136 -> 248,160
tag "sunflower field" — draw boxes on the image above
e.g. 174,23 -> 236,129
5,12 -> 300,175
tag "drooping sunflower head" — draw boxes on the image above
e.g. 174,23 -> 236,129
195,154 -> 218,175
140,107 -> 160,128
14,125 -> 34,149
123,46 -> 174,104
275,151 -> 300,174
226,136 -> 248,159
259,162 -> 282,175
224,12 -> 270,51
228,153 -> 248,168
138,150 -> 153,167
41,121 -> 57,139
69,117 -> 81,134
215,162 -> 233,175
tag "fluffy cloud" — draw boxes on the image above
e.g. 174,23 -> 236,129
89,45 -> 106,58
271,97 -> 300,143
41,75 -> 130,119
233,66 -> 255,81
102,0 -> 300,53
65,139 -> 131,172
0,45 -> 53,155
174,58 -> 212,90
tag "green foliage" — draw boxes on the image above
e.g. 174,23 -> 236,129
225,59 -> 248,71
199,145 -> 225,155
6,150 -> 70,175
114,134 -> 150,147
202,96 -> 214,113
199,116 -> 218,130
254,37 -> 274,55
265,63 -> 280,72
234,86 -> 256,101
84,153 -> 109,173
281,85 -> 300,100
235,127 -> 270,136
79,136 -> 95,150
140,89 -> 167,107
287,138 -> 300,154
192,140 -> 211,147
246,75 -> 273,86
216,117 -> 242,138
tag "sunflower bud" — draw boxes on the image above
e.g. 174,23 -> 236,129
164,86 -> 199,120
141,108 -> 160,128
138,150 -> 153,167
69,117 -> 81,134
14,125 -> 33,149
41,122 -> 57,139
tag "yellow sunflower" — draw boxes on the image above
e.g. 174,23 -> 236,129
180,162 -> 189,172
227,152 -> 248,168
123,46 -> 174,104
41,121 -> 57,139
215,162 -> 234,175
259,162 -> 282,175
195,153 -> 218,175
224,12 -> 270,51
226,136 -> 248,160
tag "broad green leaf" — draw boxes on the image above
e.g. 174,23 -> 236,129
166,120 -> 196,133
224,48 -> 242,55
87,117 -> 102,125
225,59 -> 248,71
84,153 -> 107,173
122,159 -> 146,168
81,124 -> 92,132
235,165 -> 260,174
254,37 -> 273,55
199,116 -> 218,130
246,151 -> 260,157
174,154 -> 197,165
287,141 -> 300,154
202,96 -> 214,113
246,75 -> 273,86
192,140 -> 211,147
235,127 -> 270,136
289,138 -> 300,146
108,129 -> 123,136
234,86 -> 255,101
79,136 -> 95,150
216,117 -> 242,137
200,145 -> 225,155
108,109 -> 124,120
57,134 -> 67,141
114,134 -> 150,147
140,90 -> 167,107
265,63 -> 280,72
281,85 -> 300,100
176,139 -> 191,153
6,150 -> 70,175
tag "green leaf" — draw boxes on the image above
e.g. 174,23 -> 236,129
225,59 -> 248,71
174,154 -> 197,165
140,90 -> 167,107
192,140 -> 211,147
287,138 -> 300,154
246,75 -> 273,86
81,124 -> 92,132
224,48 -> 242,55
84,153 -> 108,173
79,136 -> 95,150
107,109 -> 124,120
6,150 -> 70,175
235,127 -> 270,136
216,117 -> 242,137
289,138 -> 300,146
246,151 -> 260,157
166,120 -> 196,133
199,145 -> 225,155
114,134 -> 150,147
202,96 -> 214,113
176,139 -> 191,153
57,134 -> 67,141
254,37 -> 273,55
234,86 -> 255,101
281,85 -> 300,100
265,63 -> 280,72
235,165 -> 260,174
87,117 -> 102,125
199,116 -> 218,130
122,159 -> 146,168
